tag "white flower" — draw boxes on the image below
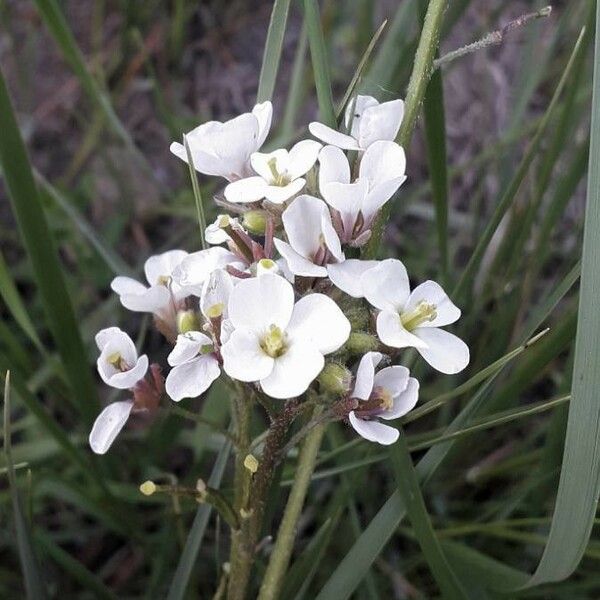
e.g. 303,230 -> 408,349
362,260 -> 469,374
221,274 -> 350,399
205,214 -> 244,245
173,247 -> 242,296
170,101 -> 273,181
200,268 -> 235,320
319,142 -> 406,243
89,400 -> 134,454
348,352 -> 419,445
224,140 -> 322,204
327,259 -> 380,298
165,332 -> 221,402
95,327 -> 148,389
111,250 -> 189,317
273,195 -> 344,277
309,95 -> 404,151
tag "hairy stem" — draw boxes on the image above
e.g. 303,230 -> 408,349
364,0 -> 448,258
257,411 -> 326,600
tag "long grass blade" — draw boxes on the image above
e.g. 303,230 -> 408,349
3,373 -> 48,599
257,0 -> 292,103
303,0 -> 336,127
183,136 -> 208,249
0,66 -> 98,424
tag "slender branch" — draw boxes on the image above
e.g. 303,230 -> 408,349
434,6 -> 552,70
257,411 -> 326,600
364,0 -> 448,257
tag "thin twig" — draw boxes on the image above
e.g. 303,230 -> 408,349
434,6 -> 552,70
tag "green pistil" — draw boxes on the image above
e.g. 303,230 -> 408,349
260,324 -> 287,358
400,301 -> 437,331
266,157 -> 290,187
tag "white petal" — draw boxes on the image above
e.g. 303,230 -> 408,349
359,141 -> 406,187
273,239 -> 328,277
95,326 -> 130,351
201,268 -> 234,319
320,211 -> 344,262
352,351 -> 383,400
318,145 -> 350,191
327,259 -> 379,298
308,122 -> 359,150
362,176 -> 406,222
287,139 -> 322,179
381,377 -> 419,420
205,215 -> 238,245
362,258 -> 410,312
224,176 -> 269,203
344,95 -> 379,134
349,412 -> 399,445
144,250 -> 188,286
373,365 -> 410,398
376,311 -> 427,349
119,285 -> 171,314
358,99 -> 404,148
414,328 -> 470,374
99,355 -> 149,389
252,101 -> 273,148
95,328 -> 140,368
170,141 -> 226,179
251,149 -> 289,182
173,247 -> 239,295
264,179 -> 305,204
404,281 -> 461,328
228,273 -> 294,332
281,194 -> 327,258
260,341 -> 324,399
89,400 -> 134,454
111,276 -> 147,296
286,293 -> 351,354
221,327 -> 274,382
166,355 -> 220,402
168,331 -> 213,366
321,180 -> 368,234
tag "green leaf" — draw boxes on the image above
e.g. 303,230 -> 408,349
166,437 -> 232,600
257,0 -> 292,103
303,0 -> 336,127
390,430 -> 470,599
3,373 -> 48,599
0,66 -> 98,424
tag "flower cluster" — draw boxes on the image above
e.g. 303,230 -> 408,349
89,96 -> 469,453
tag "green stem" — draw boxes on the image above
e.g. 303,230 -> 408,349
257,412 -> 326,600
364,0 -> 448,258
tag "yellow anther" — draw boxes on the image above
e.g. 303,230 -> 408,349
157,275 -> 171,286
218,214 -> 231,228
400,301 -> 437,331
206,303 -> 225,319
140,481 -> 157,496
260,324 -> 287,358
244,454 -> 259,474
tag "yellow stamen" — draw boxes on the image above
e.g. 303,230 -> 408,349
206,303 -> 225,319
260,324 -> 287,358
400,301 -> 437,331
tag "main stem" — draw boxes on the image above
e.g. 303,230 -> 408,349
364,0 -> 448,258
257,412 -> 326,600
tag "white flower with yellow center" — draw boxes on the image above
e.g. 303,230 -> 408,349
95,327 -> 149,389
362,259 -> 469,374
221,274 -> 350,399
111,250 -> 189,318
348,352 -> 419,445
205,214 -> 244,245
309,95 -> 404,151
224,140 -> 322,204
170,101 -> 272,181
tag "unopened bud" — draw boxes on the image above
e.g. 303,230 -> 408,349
177,310 -> 200,334
346,332 -> 379,355
344,305 -> 370,331
242,210 -> 268,234
140,480 -> 157,496
196,478 -> 207,494
318,362 -> 352,396
244,454 -> 259,473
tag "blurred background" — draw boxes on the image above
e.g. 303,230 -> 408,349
0,0 -> 597,598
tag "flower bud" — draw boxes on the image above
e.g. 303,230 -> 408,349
244,454 -> 259,473
346,332 -> 379,355
242,210 -> 268,234
140,480 -> 157,496
343,305 -> 370,331
177,309 -> 200,334
318,362 -> 352,396
256,258 -> 279,276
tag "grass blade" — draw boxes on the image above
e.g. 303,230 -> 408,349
0,66 -> 98,424
303,0 -> 336,126
183,136 -> 208,249
166,438 -> 232,600
257,0 -> 292,103
3,373 -> 48,599
390,430 -> 469,599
